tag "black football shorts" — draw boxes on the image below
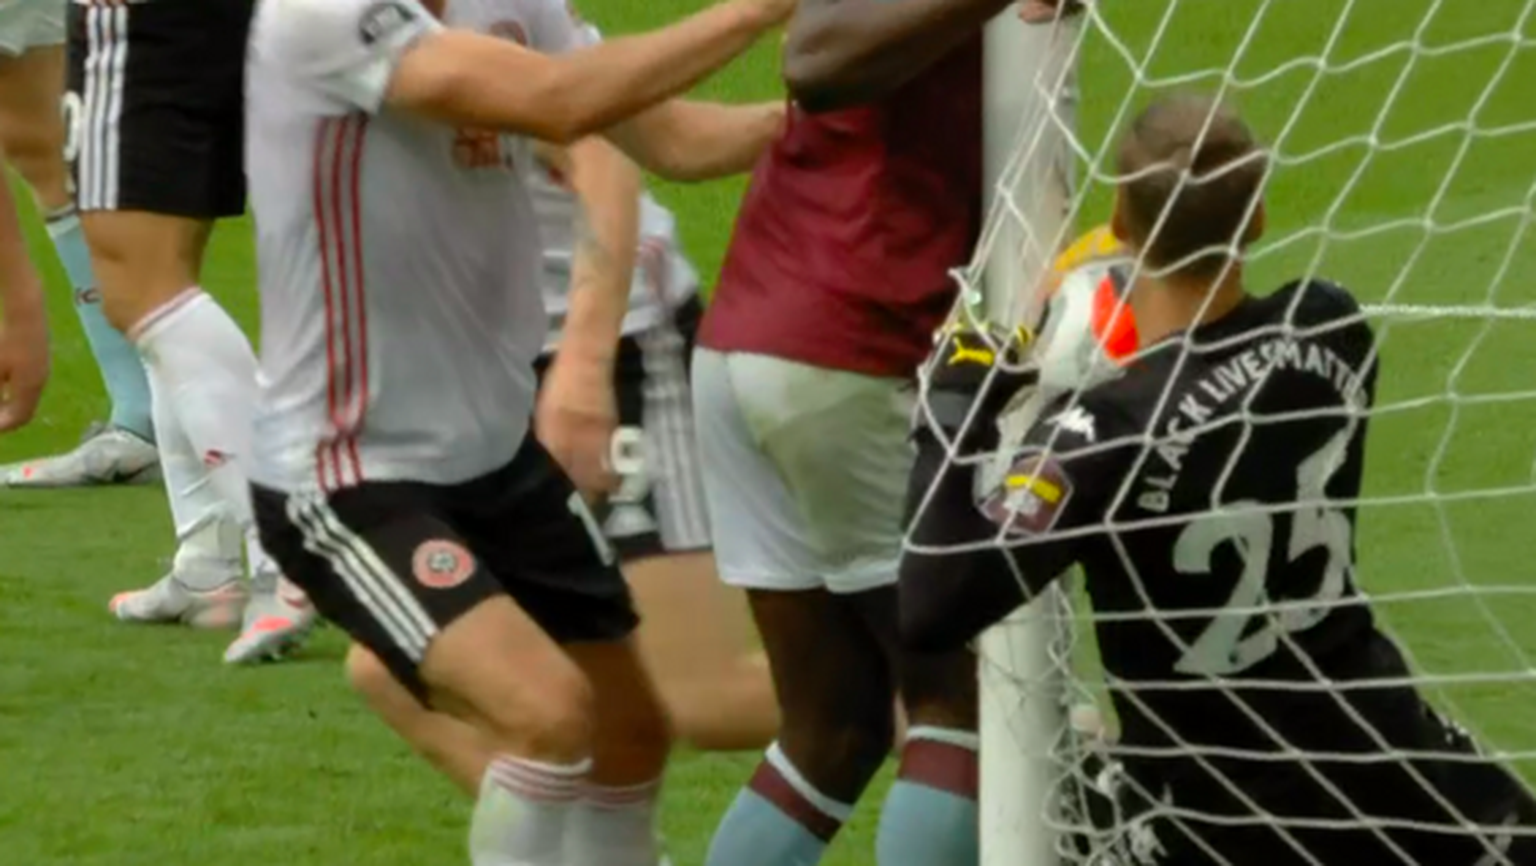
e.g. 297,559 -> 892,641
65,0 -> 252,218
251,437 -> 640,703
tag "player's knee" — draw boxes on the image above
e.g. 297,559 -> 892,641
78,212 -> 209,327
899,649 -> 979,731
479,661 -> 597,762
781,705 -> 894,784
606,691 -> 674,771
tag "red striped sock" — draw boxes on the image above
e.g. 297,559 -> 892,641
568,777 -> 665,866
487,755 -> 589,804
897,726 -> 979,798
750,742 -> 854,842
471,755 -> 590,865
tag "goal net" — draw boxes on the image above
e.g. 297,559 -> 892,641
930,1 -> 1536,863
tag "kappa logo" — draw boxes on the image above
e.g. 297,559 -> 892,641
1045,405 -> 1097,442
358,0 -> 416,46
977,451 -> 1073,537
412,539 -> 476,590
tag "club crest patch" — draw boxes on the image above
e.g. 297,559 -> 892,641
977,451 -> 1073,537
412,539 -> 475,589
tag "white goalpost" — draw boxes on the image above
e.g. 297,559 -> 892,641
961,1 -> 1536,863
974,8 -> 1082,865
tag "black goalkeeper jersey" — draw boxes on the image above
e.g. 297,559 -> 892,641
903,279 -> 1534,864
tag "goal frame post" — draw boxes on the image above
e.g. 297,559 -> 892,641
977,9 -> 1084,865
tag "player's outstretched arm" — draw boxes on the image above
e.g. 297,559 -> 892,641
534,139 -> 640,497
783,0 -> 1060,111
384,0 -> 792,144
0,166 -> 48,432
901,423 -> 1035,652
605,100 -> 784,181
900,325 -> 1117,651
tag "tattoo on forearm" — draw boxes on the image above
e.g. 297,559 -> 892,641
573,206 -> 615,277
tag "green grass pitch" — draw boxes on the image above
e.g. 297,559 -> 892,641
3,1 -> 1535,862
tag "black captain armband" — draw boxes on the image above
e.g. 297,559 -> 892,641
918,320 -> 1038,455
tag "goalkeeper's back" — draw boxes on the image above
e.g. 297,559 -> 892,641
1065,278 -> 1532,864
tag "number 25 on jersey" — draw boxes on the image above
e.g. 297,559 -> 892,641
1172,428 -> 1354,675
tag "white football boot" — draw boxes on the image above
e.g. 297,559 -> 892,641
108,568 -> 248,630
223,574 -> 317,664
1,423 -> 160,488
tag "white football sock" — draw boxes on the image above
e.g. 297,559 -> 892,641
566,778 -> 663,866
152,352 -> 241,591
469,755 -> 588,866
132,289 -> 272,587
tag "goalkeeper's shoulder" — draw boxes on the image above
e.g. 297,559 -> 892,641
1267,277 -> 1376,368
1271,277 -> 1368,328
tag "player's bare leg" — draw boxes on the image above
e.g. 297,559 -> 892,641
351,633 -> 674,865
348,644 -> 495,794
625,551 -> 778,751
413,595 -> 601,865
705,588 -> 898,865
850,587 -> 980,866
561,638 -> 673,865
0,41 -> 157,486
349,554 -> 771,796
86,210 -> 311,655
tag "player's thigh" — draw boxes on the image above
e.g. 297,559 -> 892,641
624,550 -> 757,679
0,38 -> 66,204
250,480 -> 593,757
749,588 -> 894,725
728,352 -> 914,594
844,585 -> 978,730
344,642 -> 496,796
692,346 -> 822,590
560,637 -> 671,785
748,588 -> 896,788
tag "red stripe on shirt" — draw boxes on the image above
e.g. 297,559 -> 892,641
339,115 -> 370,480
312,116 -> 369,491
312,118 -> 342,491
329,117 -> 358,486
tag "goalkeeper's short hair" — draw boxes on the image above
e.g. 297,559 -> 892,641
1116,94 -> 1268,280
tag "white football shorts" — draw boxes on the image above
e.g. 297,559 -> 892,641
692,347 -> 915,595
0,0 -> 63,57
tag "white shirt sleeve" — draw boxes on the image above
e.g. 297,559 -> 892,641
255,0 -> 444,113
527,0 -> 592,54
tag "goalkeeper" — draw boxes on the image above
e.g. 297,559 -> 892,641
901,94 -> 1536,864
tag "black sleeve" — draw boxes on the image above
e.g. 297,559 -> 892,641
900,389 -> 1134,652
901,423 -> 1032,652
899,321 -> 1037,652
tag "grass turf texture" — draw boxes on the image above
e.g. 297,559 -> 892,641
3,0 -> 1536,861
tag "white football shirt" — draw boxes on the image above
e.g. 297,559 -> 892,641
246,0 -> 583,492
531,165 -> 700,352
